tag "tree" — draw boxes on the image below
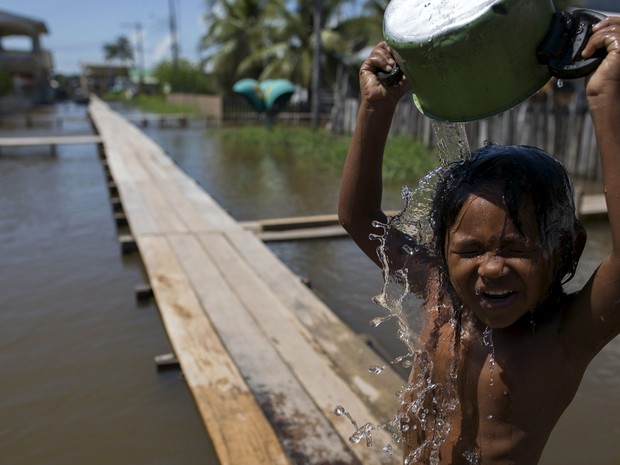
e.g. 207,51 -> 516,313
199,0 -> 273,93
103,36 -> 134,65
199,0 -> 380,96
153,59 -> 214,94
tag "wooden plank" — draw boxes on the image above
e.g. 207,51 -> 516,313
136,181 -> 189,234
0,135 -> 102,147
168,232 -> 361,465
168,170 -> 240,231
115,182 -> 161,236
131,142 -> 240,233
256,224 -> 348,241
259,213 -> 342,231
242,211 -> 399,233
579,194 -> 607,218
101,108 -> 240,233
198,232 -> 401,464
225,229 -> 405,418
88,97 -> 405,464
137,235 -> 291,465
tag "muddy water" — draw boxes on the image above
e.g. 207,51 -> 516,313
1,102 -> 618,465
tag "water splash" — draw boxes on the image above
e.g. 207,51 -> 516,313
340,120 -> 473,460
369,364 -> 386,375
483,326 -> 496,386
432,121 -> 471,164
463,450 -> 481,464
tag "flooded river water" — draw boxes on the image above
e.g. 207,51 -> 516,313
1,102 -> 618,465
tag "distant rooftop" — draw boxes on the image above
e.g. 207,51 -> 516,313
0,9 -> 48,38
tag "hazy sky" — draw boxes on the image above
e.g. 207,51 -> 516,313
2,0 -> 206,74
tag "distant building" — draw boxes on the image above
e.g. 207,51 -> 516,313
0,9 -> 54,113
79,63 -> 131,95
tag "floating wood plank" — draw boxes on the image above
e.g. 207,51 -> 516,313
257,224 -> 348,241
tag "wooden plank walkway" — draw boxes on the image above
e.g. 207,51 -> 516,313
0,135 -> 102,156
88,96 -> 404,465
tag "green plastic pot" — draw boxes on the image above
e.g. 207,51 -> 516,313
383,0 -> 604,122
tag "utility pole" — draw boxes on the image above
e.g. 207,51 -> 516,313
169,0 -> 180,69
121,21 -> 145,92
311,0 -> 322,129
136,22 -> 145,91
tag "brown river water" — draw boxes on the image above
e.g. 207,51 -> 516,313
1,102 -> 618,465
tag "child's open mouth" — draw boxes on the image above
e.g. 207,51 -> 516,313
478,289 -> 517,307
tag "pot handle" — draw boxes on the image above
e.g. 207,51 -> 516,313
538,9 -> 607,80
377,65 -> 404,87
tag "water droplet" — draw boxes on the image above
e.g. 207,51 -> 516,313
486,414 -> 493,420
482,327 -> 493,347
369,364 -> 386,375
369,314 -> 393,328
349,432 -> 363,444
463,450 -> 480,464
557,79 -> 564,88
383,444 -> 393,454
334,405 -> 346,416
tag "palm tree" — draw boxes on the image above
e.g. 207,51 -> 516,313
200,0 -> 275,93
103,36 -> 134,65
200,0 -> 380,93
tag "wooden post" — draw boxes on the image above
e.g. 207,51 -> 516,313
119,235 -> 137,254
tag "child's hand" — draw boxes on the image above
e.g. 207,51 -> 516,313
582,16 -> 620,104
359,42 -> 411,106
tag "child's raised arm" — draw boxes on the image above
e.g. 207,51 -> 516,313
338,42 -> 411,268
566,16 -> 620,357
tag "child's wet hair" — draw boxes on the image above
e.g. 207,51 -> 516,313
431,143 -> 583,289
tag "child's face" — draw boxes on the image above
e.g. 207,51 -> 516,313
444,189 -> 553,329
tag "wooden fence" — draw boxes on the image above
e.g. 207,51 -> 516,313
335,84 -> 602,181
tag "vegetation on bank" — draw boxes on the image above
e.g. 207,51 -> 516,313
103,94 -> 198,115
130,95 -> 199,115
214,125 -> 438,184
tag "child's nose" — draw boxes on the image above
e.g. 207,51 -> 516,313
479,253 -> 508,278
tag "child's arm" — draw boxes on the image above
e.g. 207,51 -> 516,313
338,42 -> 412,268
566,17 -> 620,356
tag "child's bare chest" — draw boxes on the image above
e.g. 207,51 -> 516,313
412,320 -> 592,464
427,323 -> 587,463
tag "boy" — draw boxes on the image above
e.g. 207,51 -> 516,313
338,18 -> 620,465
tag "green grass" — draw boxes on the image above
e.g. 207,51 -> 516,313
104,94 -> 199,115
214,125 -> 438,185
132,95 -> 199,115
